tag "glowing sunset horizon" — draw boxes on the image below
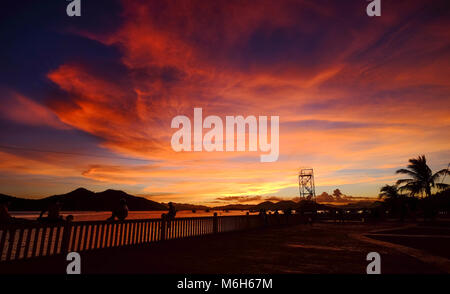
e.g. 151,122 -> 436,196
1,0 -> 449,205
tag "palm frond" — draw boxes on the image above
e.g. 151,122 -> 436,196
436,183 -> 449,190
398,182 -> 422,197
396,168 -> 418,178
378,184 -> 399,200
396,178 -> 413,185
431,168 -> 450,182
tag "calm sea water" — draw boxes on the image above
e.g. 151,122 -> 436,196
10,210 -> 254,222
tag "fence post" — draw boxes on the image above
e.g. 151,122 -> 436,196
5,227 -> 16,260
61,222 -> 72,254
160,215 -> 166,241
213,213 -> 218,234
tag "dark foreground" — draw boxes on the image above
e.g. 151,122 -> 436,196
1,222 -> 449,274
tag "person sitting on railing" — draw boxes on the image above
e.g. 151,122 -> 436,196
0,200 -> 37,224
162,202 -> 177,230
168,202 -> 176,219
258,209 -> 268,225
0,200 -> 11,224
107,198 -> 129,221
38,200 -> 64,223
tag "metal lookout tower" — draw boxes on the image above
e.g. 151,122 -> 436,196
299,168 -> 316,201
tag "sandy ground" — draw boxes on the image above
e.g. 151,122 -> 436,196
0,222 -> 448,274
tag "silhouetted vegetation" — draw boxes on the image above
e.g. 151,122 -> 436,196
396,155 -> 448,197
379,155 -> 449,221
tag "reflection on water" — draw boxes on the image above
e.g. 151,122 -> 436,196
10,210 -> 254,221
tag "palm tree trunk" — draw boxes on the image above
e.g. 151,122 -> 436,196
426,186 -> 431,198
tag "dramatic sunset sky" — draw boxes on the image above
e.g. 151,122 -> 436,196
0,0 -> 449,204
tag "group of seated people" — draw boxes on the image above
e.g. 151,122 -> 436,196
0,198 -> 130,224
0,198 -> 180,225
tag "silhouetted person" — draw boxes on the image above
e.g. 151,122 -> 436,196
162,202 -> 177,230
1,200 -> 35,224
272,210 -> 280,225
107,198 -> 129,221
337,209 -> 345,223
0,200 -> 11,224
39,200 -> 63,222
168,202 -> 176,219
258,209 -> 268,225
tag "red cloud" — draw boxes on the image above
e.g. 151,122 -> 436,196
0,91 -> 68,129
30,0 -> 450,202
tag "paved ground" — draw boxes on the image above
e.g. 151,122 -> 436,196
1,222 -> 448,274
363,224 -> 450,264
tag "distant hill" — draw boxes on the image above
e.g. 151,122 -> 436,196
254,201 -> 276,210
0,188 -> 167,211
324,201 -> 382,210
165,203 -> 210,211
1,188 -> 381,213
274,200 -> 298,210
213,204 -> 254,210
215,201 -> 303,211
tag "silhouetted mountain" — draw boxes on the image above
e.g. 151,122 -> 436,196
1,193 -> 42,211
213,204 -> 254,210
166,203 -> 210,211
214,201 -> 302,211
1,188 -> 386,213
274,200 -> 298,210
1,188 -> 167,211
0,193 -> 15,202
254,201 -> 275,210
215,201 -> 303,211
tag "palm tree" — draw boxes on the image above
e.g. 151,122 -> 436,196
378,184 -> 401,201
396,155 -> 449,198
379,184 -> 404,219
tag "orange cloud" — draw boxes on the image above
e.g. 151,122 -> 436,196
2,0 -> 449,203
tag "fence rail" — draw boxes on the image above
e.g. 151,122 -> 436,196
0,214 -> 302,262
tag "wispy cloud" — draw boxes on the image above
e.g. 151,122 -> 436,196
0,0 -> 449,202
